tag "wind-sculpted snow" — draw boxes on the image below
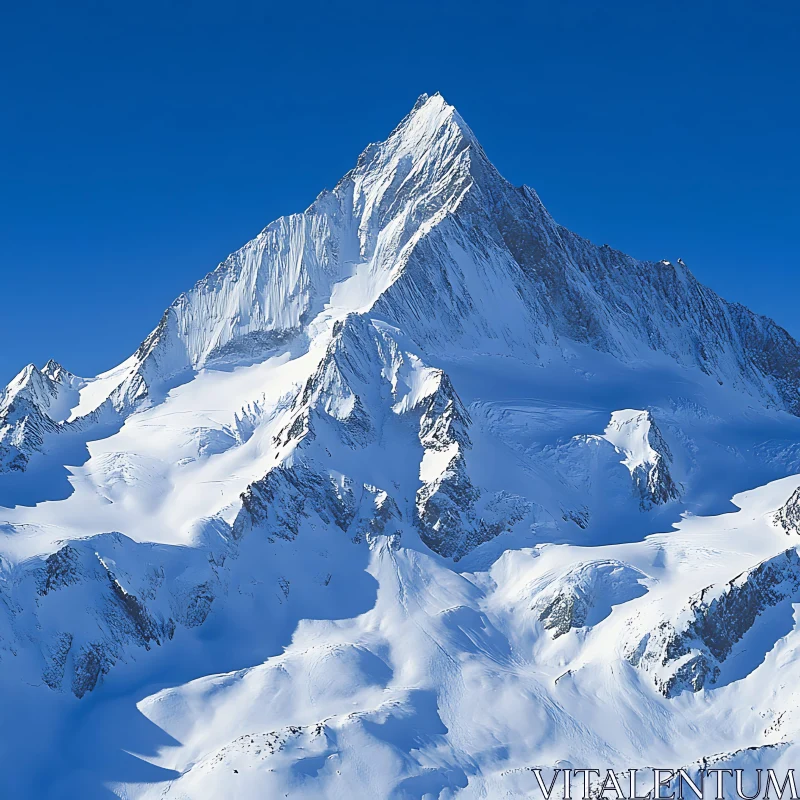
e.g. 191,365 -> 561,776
3,94 -> 800,797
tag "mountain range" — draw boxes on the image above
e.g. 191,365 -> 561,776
2,93 -> 800,799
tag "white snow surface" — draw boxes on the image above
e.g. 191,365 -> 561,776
2,93 -> 800,798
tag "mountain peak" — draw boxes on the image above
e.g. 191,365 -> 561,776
5,89 -> 800,480
411,92 -> 433,111
407,92 -> 472,138
5,89 -> 800,800
411,91 -> 446,112
41,359 -> 74,384
365,91 -> 479,173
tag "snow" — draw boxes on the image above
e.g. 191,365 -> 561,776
419,441 -> 459,483
1,93 -> 800,798
65,356 -> 136,421
602,409 -> 659,474
1,347 -> 321,559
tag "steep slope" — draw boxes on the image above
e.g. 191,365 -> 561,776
0,361 -> 85,472
775,485 -> 800,534
1,94 -> 800,799
602,409 -> 680,509
4,93 -> 800,479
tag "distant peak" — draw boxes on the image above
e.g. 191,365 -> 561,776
42,359 -> 62,376
11,363 -> 40,385
41,359 -> 77,386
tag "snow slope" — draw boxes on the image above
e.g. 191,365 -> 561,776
1,93 -> 800,798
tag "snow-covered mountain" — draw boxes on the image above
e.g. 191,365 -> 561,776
2,93 -> 800,799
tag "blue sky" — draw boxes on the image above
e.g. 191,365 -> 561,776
1,1 -> 798,386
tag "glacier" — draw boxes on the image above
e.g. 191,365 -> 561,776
1,93 -> 800,798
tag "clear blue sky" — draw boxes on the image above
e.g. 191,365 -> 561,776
1,1 -> 798,386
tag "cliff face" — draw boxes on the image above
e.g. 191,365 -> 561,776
628,548 -> 800,697
775,486 -> 800,535
0,532 -> 223,698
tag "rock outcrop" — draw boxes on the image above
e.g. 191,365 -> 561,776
774,486 -> 800,535
629,548 -> 800,697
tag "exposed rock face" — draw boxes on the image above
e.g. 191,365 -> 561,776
350,485 -> 403,545
284,315 -> 388,450
629,548 -> 800,697
603,410 -> 680,510
413,371 -> 479,559
405,368 -> 530,561
249,312 -> 530,561
235,462 -> 357,543
0,533 -> 224,697
774,486 -> 800,535
523,408 -> 679,535
636,414 -> 680,507
532,560 -> 648,637
0,364 -> 67,472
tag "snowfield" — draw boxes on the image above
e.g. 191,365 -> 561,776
2,93 -> 800,798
